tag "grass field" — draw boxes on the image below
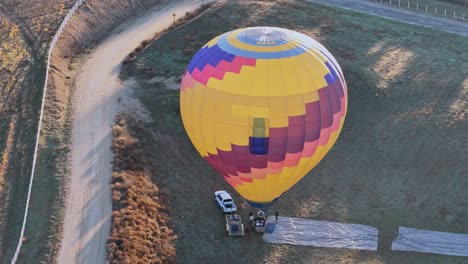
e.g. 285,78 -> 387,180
121,0 -> 468,263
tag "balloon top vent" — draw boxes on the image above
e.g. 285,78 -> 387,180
239,27 -> 287,46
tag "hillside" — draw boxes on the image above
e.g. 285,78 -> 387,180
0,0 -> 172,263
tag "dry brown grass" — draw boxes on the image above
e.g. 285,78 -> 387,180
390,104 -> 435,121
373,47 -> 414,91
0,18 -> 27,72
0,114 -> 16,188
447,78 -> 468,126
108,115 -> 176,264
0,16 -> 29,111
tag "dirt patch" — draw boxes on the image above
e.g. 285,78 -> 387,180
390,104 -> 435,121
373,47 -> 414,91
147,76 -> 180,90
447,78 -> 468,126
119,79 -> 154,122
367,41 -> 386,55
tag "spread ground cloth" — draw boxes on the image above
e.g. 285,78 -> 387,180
263,216 -> 378,251
392,226 -> 468,257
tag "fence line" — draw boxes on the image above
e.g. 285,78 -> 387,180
376,0 -> 467,21
10,0 -> 86,263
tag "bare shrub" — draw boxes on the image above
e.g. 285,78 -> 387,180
108,115 -> 176,263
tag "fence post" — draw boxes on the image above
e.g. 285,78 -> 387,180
435,7 -> 437,14
453,11 -> 456,18
407,1 -> 410,8
425,5 -> 427,13
463,13 -> 465,21
390,0 -> 392,5
399,0 -> 401,6
444,9 -> 447,16
416,3 -> 418,11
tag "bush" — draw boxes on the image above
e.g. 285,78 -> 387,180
108,115 -> 176,263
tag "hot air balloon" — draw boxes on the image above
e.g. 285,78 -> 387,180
180,27 -> 347,208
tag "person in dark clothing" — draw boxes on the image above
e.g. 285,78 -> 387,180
248,212 -> 254,227
275,211 -> 279,221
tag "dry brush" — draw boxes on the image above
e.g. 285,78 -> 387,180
109,115 -> 176,264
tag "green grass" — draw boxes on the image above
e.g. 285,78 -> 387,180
122,0 -> 468,263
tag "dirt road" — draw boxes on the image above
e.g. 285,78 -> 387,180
57,1 -> 208,263
306,0 -> 468,37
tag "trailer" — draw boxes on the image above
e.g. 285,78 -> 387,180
225,214 -> 245,236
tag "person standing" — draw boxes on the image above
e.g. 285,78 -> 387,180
275,211 -> 279,221
249,212 -> 254,227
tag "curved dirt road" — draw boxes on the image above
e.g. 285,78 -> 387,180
57,1 -> 209,263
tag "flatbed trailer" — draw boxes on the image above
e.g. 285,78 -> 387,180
225,214 -> 245,236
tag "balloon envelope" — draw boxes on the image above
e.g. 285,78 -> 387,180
180,27 -> 347,208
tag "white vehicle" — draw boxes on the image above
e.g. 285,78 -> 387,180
214,190 -> 237,213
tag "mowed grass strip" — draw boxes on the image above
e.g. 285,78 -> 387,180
121,0 -> 468,263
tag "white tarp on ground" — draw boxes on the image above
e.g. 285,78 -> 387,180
263,216 -> 379,251
392,226 -> 468,257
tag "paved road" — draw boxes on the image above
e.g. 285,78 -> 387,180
306,0 -> 468,37
57,1 -> 208,263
